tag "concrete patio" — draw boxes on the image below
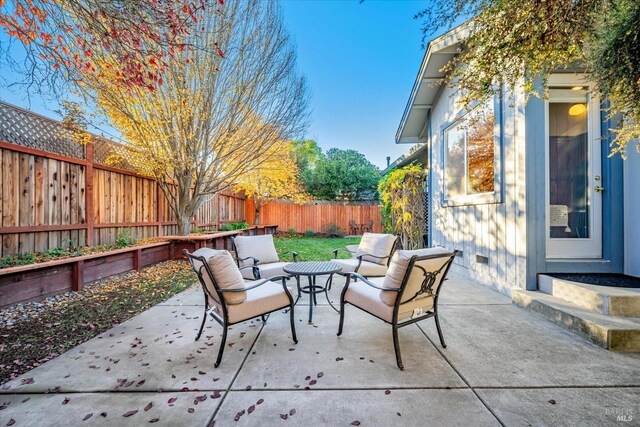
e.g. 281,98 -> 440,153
1,273 -> 639,426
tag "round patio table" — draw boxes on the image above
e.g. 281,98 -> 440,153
283,261 -> 342,323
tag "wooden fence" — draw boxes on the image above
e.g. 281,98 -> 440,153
245,199 -> 383,234
0,102 -> 245,257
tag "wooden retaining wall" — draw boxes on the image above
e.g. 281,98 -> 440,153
245,200 -> 383,234
0,225 -> 277,307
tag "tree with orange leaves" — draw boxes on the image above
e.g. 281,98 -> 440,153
235,140 -> 310,226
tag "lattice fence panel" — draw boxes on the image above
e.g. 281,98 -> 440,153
93,136 -> 153,175
0,101 -> 86,159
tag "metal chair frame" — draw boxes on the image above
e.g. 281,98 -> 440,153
231,236 -> 299,280
184,249 -> 298,368
332,236 -> 402,275
337,250 -> 459,370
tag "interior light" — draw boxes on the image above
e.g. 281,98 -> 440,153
571,86 -> 585,91
568,103 -> 587,116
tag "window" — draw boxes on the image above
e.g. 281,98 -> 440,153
443,100 -> 498,205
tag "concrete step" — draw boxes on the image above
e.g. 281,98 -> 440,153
512,289 -> 640,352
538,274 -> 640,316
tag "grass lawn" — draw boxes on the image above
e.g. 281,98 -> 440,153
274,236 -> 361,261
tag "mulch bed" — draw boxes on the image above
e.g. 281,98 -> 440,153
0,261 -> 197,385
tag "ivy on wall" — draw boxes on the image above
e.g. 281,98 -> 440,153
378,163 -> 427,250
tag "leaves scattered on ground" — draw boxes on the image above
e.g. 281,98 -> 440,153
0,261 -> 196,384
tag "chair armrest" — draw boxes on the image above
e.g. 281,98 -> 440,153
237,256 -> 259,265
280,251 -> 299,262
356,253 -> 391,262
333,248 -> 354,259
341,272 -> 399,291
219,275 -> 291,293
238,265 -> 260,280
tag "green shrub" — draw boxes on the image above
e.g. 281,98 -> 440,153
115,228 -> 138,248
304,230 -> 315,238
0,252 -> 36,269
218,221 -> 249,231
324,222 -> 345,238
287,228 -> 297,236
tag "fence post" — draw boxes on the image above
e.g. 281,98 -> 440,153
156,183 -> 163,237
85,142 -> 94,246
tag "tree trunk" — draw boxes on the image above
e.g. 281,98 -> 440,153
177,216 -> 193,236
254,206 -> 261,226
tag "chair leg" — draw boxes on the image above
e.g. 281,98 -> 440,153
435,311 -> 447,348
392,324 -> 404,370
214,324 -> 228,368
195,305 -> 207,341
261,314 -> 267,323
289,302 -> 298,343
337,300 -> 346,336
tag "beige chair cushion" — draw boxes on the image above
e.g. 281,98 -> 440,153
345,245 -> 359,256
226,280 -> 290,323
240,261 -> 289,280
380,247 -> 453,306
356,233 -> 396,265
234,235 -> 280,266
192,248 -> 247,305
344,278 -> 434,323
333,258 -> 389,277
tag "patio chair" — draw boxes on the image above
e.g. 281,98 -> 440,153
332,233 -> 400,277
348,220 -> 360,235
232,234 -> 298,280
185,248 -> 297,368
362,220 -> 374,233
337,247 -> 458,370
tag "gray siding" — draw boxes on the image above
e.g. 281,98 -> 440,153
429,84 -> 528,295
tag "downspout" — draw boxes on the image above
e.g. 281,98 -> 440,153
427,108 -> 433,248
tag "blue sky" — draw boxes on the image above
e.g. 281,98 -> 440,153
281,0 -> 426,168
1,0 -> 428,170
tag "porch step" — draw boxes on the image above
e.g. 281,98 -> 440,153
538,274 -> 640,316
512,290 -> 640,352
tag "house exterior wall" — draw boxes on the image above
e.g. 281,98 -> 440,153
428,84 -> 528,296
624,147 -> 640,277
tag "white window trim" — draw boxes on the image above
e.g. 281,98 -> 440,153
440,94 -> 503,207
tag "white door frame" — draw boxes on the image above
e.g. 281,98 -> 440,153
544,74 -> 602,259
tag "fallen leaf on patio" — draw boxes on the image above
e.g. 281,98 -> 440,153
351,421 -> 361,426
168,397 -> 178,405
317,372 -> 324,378
257,399 -> 264,405
7,419 -> 15,426
62,397 -> 70,404
149,417 -> 160,423
144,402 -> 153,412
82,413 -> 93,421
336,357 -> 343,361
309,380 -> 317,385
305,376 -> 311,381
211,391 -> 221,399
196,395 -> 207,402
548,399 -> 556,405
289,409 -> 296,416
385,390 -> 390,395
123,410 -> 138,417
100,412 -> 107,417
397,412 -> 401,416
199,371 -> 206,375
248,405 -> 255,414
21,378 -> 34,384
245,385 -> 252,390
136,380 -> 146,387
188,408 -> 194,413
280,414 -> 288,420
